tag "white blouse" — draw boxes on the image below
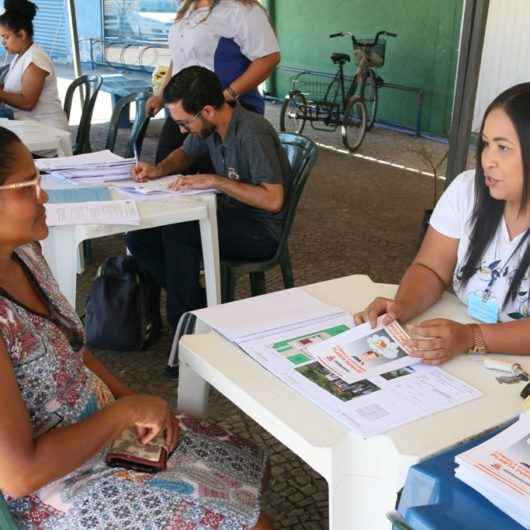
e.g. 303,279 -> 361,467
168,0 -> 279,113
4,44 -> 68,131
430,170 -> 530,322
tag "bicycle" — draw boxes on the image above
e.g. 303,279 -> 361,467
280,30 -> 397,152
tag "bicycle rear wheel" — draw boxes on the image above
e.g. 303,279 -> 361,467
280,90 -> 307,134
361,69 -> 378,131
341,96 -> 367,152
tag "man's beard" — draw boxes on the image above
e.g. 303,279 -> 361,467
197,118 -> 216,139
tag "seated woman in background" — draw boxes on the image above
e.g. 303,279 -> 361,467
0,127 -> 272,529
0,0 -> 67,130
356,82 -> 530,361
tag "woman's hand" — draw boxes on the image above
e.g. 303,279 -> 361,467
403,319 -> 474,365
354,297 -> 406,328
146,94 -> 164,116
121,394 -> 177,448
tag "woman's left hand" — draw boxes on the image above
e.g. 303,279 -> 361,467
403,319 -> 473,365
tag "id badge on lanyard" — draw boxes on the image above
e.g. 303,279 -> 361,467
467,290 -> 499,323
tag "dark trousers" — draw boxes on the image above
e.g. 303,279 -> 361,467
126,207 -> 278,328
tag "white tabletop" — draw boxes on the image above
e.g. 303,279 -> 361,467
0,118 -> 72,156
178,274 -> 528,529
177,275 -> 530,476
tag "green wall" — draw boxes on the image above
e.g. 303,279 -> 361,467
267,0 -> 463,137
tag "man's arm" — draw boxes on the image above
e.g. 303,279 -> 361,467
170,174 -> 284,212
132,148 -> 195,182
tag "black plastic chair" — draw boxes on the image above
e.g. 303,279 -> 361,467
0,64 -> 9,83
63,73 -> 103,155
105,89 -> 152,158
221,132 -> 319,302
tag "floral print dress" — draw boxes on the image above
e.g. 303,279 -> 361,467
0,243 -> 266,530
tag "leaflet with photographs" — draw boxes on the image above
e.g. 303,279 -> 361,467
455,414 -> 530,527
307,319 -> 417,384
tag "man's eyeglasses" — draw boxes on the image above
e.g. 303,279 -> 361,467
174,109 -> 203,131
0,171 -> 43,200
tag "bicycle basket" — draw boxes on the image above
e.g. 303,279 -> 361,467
353,39 -> 386,68
291,73 -> 340,103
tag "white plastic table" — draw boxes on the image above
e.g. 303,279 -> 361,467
41,193 -> 220,309
0,118 -> 72,156
177,274 -> 528,530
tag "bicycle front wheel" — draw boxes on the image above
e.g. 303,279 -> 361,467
341,96 -> 367,152
280,90 -> 307,134
361,69 -> 378,131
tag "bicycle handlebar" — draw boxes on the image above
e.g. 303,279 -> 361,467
329,30 -> 398,46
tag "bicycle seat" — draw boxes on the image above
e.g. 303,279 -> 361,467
331,53 -> 350,64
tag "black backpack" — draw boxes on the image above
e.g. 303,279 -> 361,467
85,256 -> 159,351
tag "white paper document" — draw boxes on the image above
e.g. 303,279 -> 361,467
112,175 -> 217,201
240,316 -> 481,437
36,150 -> 123,171
37,151 -> 135,183
308,319 -> 418,384
45,200 -> 141,226
193,288 -> 347,342
455,413 -> 530,528
193,290 -> 482,437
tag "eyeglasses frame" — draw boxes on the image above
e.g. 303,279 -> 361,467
0,171 -> 42,199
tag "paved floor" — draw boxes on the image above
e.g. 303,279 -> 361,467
68,88 -> 473,529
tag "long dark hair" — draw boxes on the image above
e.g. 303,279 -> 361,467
0,0 -> 38,39
458,82 -> 530,307
0,127 -> 22,184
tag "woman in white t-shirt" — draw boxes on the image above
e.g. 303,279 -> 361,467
355,83 -> 530,361
147,0 -> 280,163
0,0 -> 67,130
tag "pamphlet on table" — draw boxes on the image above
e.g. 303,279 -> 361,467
455,413 -> 530,528
193,290 -> 482,437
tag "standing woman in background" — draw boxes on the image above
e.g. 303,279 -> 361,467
0,0 -> 68,130
147,0 -> 280,163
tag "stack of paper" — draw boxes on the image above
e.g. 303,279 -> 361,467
36,150 -> 135,184
455,413 -> 530,528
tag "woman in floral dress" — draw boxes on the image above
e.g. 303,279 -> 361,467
0,126 -> 273,530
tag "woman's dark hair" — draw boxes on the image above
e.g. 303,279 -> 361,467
0,0 -> 38,38
163,66 -> 225,114
0,127 -> 22,184
458,82 -> 530,307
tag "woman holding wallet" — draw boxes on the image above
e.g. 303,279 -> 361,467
0,128 -> 273,528
356,83 -> 530,361
146,0 -> 280,163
